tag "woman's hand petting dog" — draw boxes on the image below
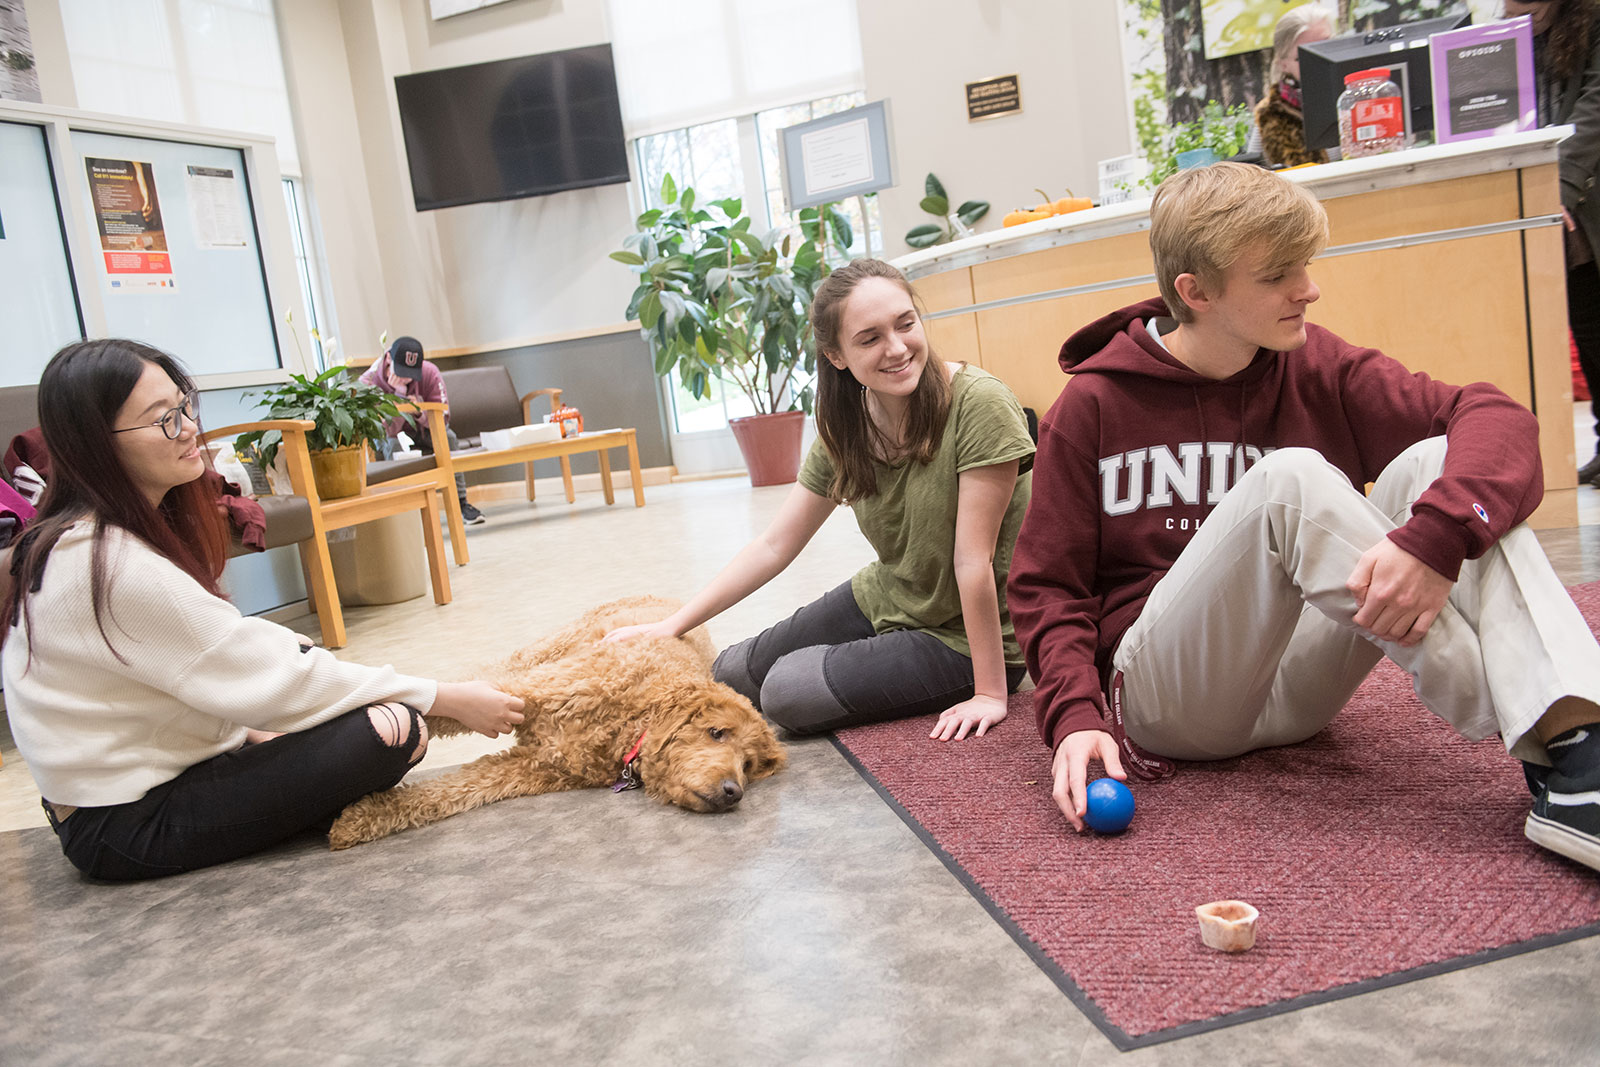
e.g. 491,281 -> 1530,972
432,681 -> 526,738
601,621 -> 679,643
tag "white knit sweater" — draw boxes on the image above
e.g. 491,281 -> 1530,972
2,521 -> 436,807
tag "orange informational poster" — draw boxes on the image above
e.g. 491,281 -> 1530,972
84,156 -> 177,293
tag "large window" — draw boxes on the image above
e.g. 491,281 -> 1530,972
60,0 -> 301,174
63,0 -> 327,369
634,92 -> 882,435
281,178 -> 327,368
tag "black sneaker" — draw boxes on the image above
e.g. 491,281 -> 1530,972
1582,455 -> 1600,484
1526,771 -> 1600,872
459,501 -> 486,525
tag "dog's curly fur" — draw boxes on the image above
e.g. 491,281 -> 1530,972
328,596 -> 786,849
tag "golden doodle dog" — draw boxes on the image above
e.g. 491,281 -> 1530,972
328,596 -> 786,849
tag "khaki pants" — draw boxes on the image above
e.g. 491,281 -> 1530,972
1112,439 -> 1600,765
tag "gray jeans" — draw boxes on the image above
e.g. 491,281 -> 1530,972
377,429 -> 467,502
713,581 -> 1027,736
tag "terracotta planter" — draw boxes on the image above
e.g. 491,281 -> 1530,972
309,444 -> 368,501
728,411 -> 806,487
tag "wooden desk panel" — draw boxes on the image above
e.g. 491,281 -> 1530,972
908,153 -> 1574,526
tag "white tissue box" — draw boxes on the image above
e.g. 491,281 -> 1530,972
480,423 -> 562,451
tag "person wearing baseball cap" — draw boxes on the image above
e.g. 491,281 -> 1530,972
359,336 -> 485,525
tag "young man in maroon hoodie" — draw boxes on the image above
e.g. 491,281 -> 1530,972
1008,162 -> 1600,872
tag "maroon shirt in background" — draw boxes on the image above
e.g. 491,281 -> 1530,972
358,353 -> 451,441
4,427 -> 52,485
1008,296 -> 1544,752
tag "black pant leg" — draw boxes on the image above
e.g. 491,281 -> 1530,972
711,582 -> 877,709
1568,262 -> 1600,449
52,704 -> 422,881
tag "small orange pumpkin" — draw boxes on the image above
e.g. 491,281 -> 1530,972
1003,208 -> 1055,227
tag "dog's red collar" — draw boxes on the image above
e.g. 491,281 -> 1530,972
611,731 -> 647,793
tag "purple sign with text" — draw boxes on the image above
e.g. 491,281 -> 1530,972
1429,16 -> 1537,144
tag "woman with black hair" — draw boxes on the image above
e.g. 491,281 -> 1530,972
2,339 -> 525,881
1507,0 -> 1600,480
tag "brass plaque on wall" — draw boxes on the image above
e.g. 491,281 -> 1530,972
966,75 -> 1021,121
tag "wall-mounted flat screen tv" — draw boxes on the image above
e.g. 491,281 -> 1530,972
394,43 -> 629,211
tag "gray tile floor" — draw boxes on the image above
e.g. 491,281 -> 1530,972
5,420 -> 1600,1064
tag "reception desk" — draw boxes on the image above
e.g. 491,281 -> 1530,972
893,129 -> 1576,527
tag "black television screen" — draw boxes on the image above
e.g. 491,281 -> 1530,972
394,44 -> 629,211
1300,13 -> 1472,152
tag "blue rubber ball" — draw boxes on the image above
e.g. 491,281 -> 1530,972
1083,778 -> 1135,833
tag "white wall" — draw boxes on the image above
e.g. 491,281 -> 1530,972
275,0 -> 637,360
858,0 -> 1132,257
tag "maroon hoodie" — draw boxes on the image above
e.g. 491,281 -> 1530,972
1009,296 -> 1543,752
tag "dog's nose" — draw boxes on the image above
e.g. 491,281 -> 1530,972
720,779 -> 743,806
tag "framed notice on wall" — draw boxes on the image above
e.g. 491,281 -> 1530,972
778,100 -> 896,211
1429,17 -> 1537,144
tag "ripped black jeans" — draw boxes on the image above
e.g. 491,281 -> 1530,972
43,703 -> 425,882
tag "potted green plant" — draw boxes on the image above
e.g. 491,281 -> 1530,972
1145,101 -> 1255,187
904,172 -> 990,249
234,365 -> 409,501
610,174 -> 839,485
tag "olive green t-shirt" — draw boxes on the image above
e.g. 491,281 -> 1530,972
797,365 -> 1035,662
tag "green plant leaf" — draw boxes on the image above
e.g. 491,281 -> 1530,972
661,173 -> 677,204
609,250 -> 645,266
904,223 -> 945,249
920,195 -> 949,217
681,188 -> 695,214
956,200 -> 990,226
635,209 -> 663,228
637,290 -> 664,330
331,408 -> 354,445
925,172 -> 947,200
728,228 -> 764,254
793,241 -> 821,272
659,290 -> 686,332
827,205 -> 853,251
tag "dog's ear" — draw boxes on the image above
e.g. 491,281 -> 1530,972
747,726 -> 787,779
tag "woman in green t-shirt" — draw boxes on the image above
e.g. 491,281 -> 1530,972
606,259 -> 1035,740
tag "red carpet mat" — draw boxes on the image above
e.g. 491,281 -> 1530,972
832,584 -> 1600,1050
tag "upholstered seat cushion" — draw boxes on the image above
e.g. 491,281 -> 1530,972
366,454 -> 438,486
242,493 -> 314,553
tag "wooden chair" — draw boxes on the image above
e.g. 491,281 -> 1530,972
363,400 -> 470,565
201,418 -> 453,649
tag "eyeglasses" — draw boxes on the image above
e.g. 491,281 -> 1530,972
112,392 -> 198,440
